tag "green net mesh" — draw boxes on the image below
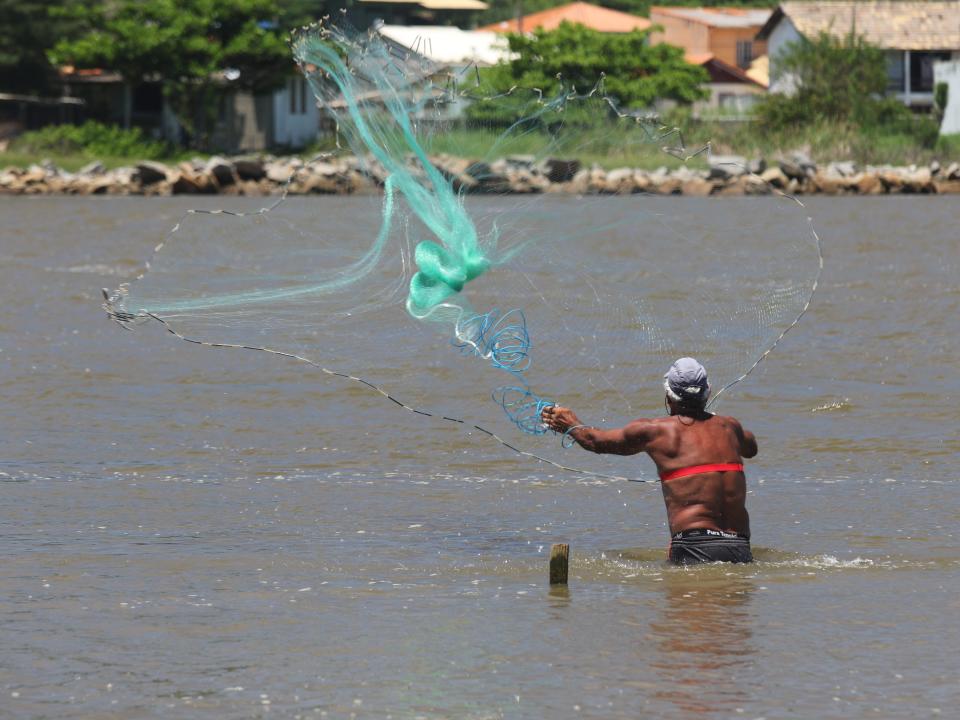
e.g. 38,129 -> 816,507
104,19 -> 822,480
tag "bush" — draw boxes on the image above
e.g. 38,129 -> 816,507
756,31 -> 888,128
756,31 -> 942,150
934,82 -> 949,115
866,98 -> 940,148
10,121 -> 170,159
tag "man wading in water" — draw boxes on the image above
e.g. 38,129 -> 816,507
541,357 -> 757,564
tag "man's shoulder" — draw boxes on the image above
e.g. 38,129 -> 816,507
708,413 -> 742,425
627,415 -> 676,438
708,414 -> 748,436
630,415 -> 672,429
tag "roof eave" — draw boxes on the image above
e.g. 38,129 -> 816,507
755,6 -> 784,41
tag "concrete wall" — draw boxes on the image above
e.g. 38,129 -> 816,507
649,12 -> 711,55
934,59 -> 960,135
693,82 -> 764,117
209,76 -> 320,153
709,27 -> 768,69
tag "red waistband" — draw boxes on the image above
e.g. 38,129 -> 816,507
660,463 -> 744,482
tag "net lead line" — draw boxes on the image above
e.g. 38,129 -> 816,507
705,164 -> 825,408
138,312 -> 651,485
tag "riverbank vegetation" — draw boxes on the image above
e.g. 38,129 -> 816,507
0,121 -> 198,172
2,3 -> 956,171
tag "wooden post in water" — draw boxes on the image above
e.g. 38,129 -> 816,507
549,543 -> 569,585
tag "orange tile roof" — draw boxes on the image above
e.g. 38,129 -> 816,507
480,2 -> 651,33
684,52 -> 767,87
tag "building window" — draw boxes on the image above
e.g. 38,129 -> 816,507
886,51 -> 905,92
736,41 -> 753,69
910,51 -> 951,93
288,78 -> 309,115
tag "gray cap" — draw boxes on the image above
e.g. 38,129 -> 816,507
664,357 -> 710,404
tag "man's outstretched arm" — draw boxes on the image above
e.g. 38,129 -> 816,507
541,406 -> 654,456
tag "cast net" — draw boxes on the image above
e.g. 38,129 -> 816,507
104,19 -> 822,481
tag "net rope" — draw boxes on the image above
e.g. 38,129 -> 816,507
103,18 -> 824,482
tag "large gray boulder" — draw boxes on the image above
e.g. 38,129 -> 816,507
779,152 -> 817,180
759,166 -> 789,188
825,160 -> 857,178
541,158 -> 580,184
432,155 -> 479,191
266,159 -> 298,184
205,156 -> 236,186
135,161 -> 170,185
233,157 -> 266,181
603,167 -> 636,194
708,155 -> 748,180
78,161 -> 105,177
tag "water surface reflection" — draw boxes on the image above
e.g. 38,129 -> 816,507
649,570 -> 755,716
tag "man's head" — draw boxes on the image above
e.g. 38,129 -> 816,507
664,357 -> 711,413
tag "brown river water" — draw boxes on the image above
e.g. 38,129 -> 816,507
1,195 -> 958,719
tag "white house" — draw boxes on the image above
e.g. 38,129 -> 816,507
934,60 -> 960,134
377,25 -> 510,67
757,1 -> 960,108
213,73 -> 320,152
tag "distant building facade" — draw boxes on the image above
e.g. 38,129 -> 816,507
213,74 -> 320,152
379,25 -> 510,66
650,7 -> 771,70
685,53 -> 767,114
59,66 -> 320,153
934,60 -> 960,134
758,1 -> 960,108
644,8 -> 770,115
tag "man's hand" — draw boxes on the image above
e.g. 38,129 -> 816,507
541,405 -> 581,434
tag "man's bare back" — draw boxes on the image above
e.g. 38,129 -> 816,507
540,357 -> 757,564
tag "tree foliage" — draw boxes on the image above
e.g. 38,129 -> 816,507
471,22 -> 708,116
49,0 -> 291,146
10,120 -> 170,159
757,31 -> 887,126
0,1 -> 88,94
756,31 -> 939,145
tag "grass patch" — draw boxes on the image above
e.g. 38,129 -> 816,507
4,120 -> 959,174
668,117 -> 960,168
0,151 -> 200,172
1,121 -> 204,172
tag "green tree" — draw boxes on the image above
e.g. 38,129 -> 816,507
50,0 -> 291,148
473,22 -> 708,112
276,0 -> 341,27
0,1 -> 88,94
756,30 -> 940,147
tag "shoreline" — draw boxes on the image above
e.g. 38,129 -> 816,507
3,154 -> 960,196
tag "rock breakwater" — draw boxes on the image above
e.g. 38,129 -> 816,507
3,153 -> 959,196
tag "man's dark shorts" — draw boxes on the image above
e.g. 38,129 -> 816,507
669,528 -> 753,565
